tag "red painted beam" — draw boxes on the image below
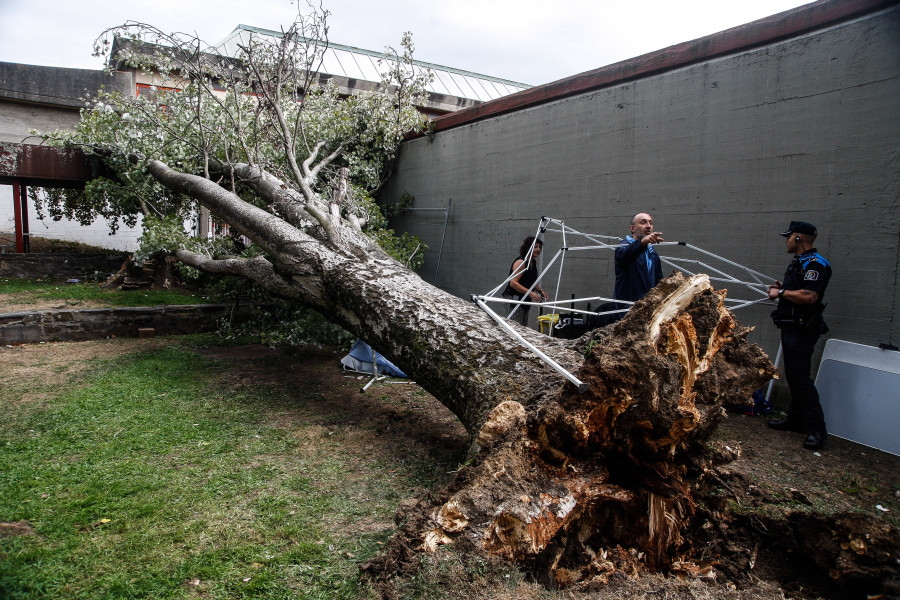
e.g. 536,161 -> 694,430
0,143 -> 96,253
423,0 -> 898,136
11,183 -> 30,253
0,143 -> 95,188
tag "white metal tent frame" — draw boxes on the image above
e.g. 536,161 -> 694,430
472,217 -> 778,390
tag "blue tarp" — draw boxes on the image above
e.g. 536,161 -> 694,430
341,338 -> 407,378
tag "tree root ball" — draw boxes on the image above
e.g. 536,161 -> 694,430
364,273 -> 778,590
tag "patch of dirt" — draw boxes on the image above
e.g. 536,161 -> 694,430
168,345 -> 900,599
0,521 -> 35,538
199,343 -> 469,471
0,296 -> 117,313
3,338 -> 898,599
699,411 -> 900,599
1,338 -> 174,397
713,411 -> 899,528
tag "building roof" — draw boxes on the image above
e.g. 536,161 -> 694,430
214,25 -> 530,103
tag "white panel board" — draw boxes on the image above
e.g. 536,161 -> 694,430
815,339 -> 900,456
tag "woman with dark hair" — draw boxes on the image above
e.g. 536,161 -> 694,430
502,236 -> 548,326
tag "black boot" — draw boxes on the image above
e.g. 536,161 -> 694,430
803,432 -> 827,450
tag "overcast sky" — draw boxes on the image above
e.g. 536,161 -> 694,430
0,0 -> 812,86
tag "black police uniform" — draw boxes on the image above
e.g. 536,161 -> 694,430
771,248 -> 832,436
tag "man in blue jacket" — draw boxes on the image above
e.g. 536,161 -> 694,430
614,212 -> 664,303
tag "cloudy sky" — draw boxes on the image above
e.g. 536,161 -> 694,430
0,0 -> 812,86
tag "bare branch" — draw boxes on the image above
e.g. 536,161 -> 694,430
174,249 -> 315,300
308,143 -> 344,181
301,140 -> 326,179
330,167 -> 349,206
211,160 -> 338,244
144,158 -> 310,252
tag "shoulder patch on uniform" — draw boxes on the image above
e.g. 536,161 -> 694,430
804,270 -> 819,281
806,253 -> 831,267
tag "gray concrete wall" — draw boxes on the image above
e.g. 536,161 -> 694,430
0,101 -> 80,145
381,4 -> 900,379
0,62 -> 133,144
0,62 -> 133,109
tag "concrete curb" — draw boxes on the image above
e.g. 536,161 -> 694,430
0,304 -> 251,345
0,253 -> 129,279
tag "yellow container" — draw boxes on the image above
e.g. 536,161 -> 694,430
537,313 -> 559,335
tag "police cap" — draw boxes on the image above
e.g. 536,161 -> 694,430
780,221 -> 817,237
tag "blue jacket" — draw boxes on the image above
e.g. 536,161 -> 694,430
614,235 -> 662,302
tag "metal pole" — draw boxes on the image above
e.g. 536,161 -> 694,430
765,342 -> 783,403
361,344 -> 382,393
726,297 -> 772,311
476,296 -> 589,392
433,198 -> 451,285
361,376 -> 386,393
20,183 -> 29,253
507,247 -> 564,321
679,243 -> 772,285
395,203 -> 452,286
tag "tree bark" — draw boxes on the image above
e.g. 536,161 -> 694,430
145,159 -> 776,586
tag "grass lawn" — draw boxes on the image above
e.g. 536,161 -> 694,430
0,279 -> 209,311
0,336 -> 452,599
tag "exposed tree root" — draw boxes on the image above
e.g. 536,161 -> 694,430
362,273 -> 783,592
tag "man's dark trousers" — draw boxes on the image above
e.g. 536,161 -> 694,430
781,325 -> 826,434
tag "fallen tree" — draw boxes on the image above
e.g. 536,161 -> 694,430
151,152 -> 774,579
37,6 -> 898,596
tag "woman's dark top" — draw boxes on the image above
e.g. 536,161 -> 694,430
504,255 -> 538,298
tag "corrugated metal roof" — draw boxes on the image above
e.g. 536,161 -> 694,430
214,25 -> 530,103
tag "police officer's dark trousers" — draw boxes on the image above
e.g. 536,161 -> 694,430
781,325 -> 826,434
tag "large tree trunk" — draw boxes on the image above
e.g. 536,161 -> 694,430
151,158 -> 577,434
145,159 -> 776,587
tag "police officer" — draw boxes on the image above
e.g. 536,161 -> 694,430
766,221 -> 832,451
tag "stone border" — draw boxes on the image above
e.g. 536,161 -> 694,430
0,252 -> 129,280
0,304 -> 252,345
